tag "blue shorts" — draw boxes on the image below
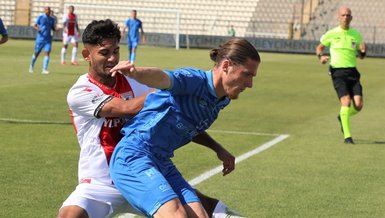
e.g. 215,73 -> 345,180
35,39 -> 52,53
110,134 -> 199,217
127,38 -> 139,49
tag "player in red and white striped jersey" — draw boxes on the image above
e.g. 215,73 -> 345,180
61,5 -> 80,65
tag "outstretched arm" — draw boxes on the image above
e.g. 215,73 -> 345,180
33,23 -> 40,32
97,93 -> 147,118
140,26 -> 146,44
192,131 -> 235,176
110,61 -> 171,89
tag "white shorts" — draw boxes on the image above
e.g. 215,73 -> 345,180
60,183 -> 143,218
63,33 -> 78,45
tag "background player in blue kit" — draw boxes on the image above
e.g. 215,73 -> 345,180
110,38 -> 261,218
29,6 -> 57,74
0,18 -> 8,45
123,10 -> 145,63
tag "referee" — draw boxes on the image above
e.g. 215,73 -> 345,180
316,6 -> 366,144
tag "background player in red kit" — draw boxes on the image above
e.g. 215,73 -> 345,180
61,5 -> 80,65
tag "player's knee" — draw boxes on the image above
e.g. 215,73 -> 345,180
340,96 -> 351,106
355,103 -> 363,111
154,199 -> 188,218
184,202 -> 209,218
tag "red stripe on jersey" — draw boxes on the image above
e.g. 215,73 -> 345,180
87,73 -> 135,164
65,13 -> 77,36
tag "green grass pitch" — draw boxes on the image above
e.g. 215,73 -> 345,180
0,39 -> 385,217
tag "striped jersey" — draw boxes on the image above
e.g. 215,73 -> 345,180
63,12 -> 78,36
67,73 -> 151,184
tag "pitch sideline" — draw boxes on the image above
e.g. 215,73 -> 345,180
188,133 -> 290,186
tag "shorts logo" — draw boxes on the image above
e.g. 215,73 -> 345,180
145,168 -> 156,180
159,183 -> 171,192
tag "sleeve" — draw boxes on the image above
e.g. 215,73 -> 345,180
67,82 -> 113,118
35,15 -> 41,25
320,31 -> 331,47
126,77 -> 153,97
164,68 -> 206,95
62,14 -> 67,23
356,31 -> 363,49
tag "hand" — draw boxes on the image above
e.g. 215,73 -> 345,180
110,61 -> 136,77
359,43 -> 366,52
216,147 -> 235,176
320,55 -> 329,64
359,43 -> 366,59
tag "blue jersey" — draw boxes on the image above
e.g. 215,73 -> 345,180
35,14 -> 55,41
121,68 -> 231,158
0,18 -> 7,35
125,18 -> 142,42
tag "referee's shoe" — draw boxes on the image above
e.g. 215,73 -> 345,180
344,137 -> 354,144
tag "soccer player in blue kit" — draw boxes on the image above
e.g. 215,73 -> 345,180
29,6 -> 57,74
110,38 -> 261,218
123,10 -> 145,63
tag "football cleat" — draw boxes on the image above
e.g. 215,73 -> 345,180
223,207 -> 246,218
29,65 -> 34,73
71,61 -> 79,65
41,70 -> 50,75
344,137 -> 354,144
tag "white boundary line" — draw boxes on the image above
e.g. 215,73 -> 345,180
188,134 -> 290,186
0,118 -> 71,124
207,129 -> 281,137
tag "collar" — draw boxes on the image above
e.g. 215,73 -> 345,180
205,70 -> 217,98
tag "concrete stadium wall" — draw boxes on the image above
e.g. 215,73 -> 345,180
7,25 -> 385,58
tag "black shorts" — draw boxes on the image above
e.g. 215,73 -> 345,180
329,67 -> 363,99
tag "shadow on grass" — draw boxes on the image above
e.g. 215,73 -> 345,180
354,139 -> 385,145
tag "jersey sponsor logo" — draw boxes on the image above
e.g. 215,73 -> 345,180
103,117 -> 127,128
176,121 -> 199,138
